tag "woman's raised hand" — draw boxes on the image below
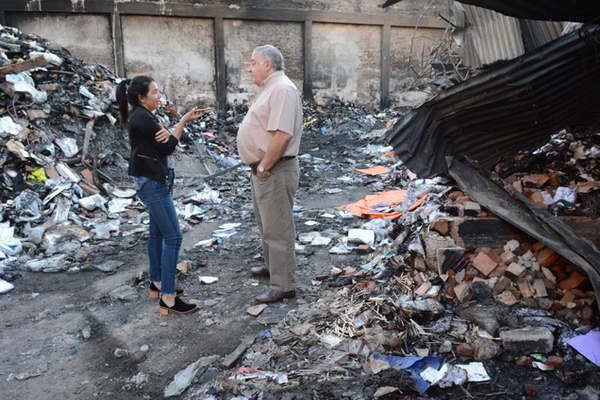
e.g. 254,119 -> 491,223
181,106 -> 207,123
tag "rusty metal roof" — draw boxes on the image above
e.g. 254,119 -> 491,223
382,0 -> 600,22
457,4 -> 525,67
385,24 -> 600,178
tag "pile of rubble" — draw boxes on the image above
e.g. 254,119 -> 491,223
169,129 -> 598,398
0,24 -> 241,281
496,131 -> 600,217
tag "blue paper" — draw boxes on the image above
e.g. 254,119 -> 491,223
372,353 -> 443,393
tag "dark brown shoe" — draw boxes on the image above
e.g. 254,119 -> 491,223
250,266 -> 270,277
255,288 -> 296,304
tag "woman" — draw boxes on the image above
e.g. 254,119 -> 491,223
116,76 -> 202,316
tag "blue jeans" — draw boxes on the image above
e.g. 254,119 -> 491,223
136,171 -> 180,295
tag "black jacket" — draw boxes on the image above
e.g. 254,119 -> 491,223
127,106 -> 178,181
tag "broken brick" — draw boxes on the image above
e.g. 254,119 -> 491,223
527,190 -> 545,207
512,180 -> 523,193
523,174 -> 550,187
537,248 -> 559,268
497,290 -> 518,306
432,219 -> 450,236
500,251 -> 517,264
490,263 -> 508,278
472,252 -> 498,277
560,291 -> 576,303
558,270 -> 586,290
506,262 -> 526,278
518,279 -> 535,298
541,267 -> 557,284
453,281 -> 471,302
456,343 -> 475,358
448,191 -> 465,201
532,242 -> 545,252
494,276 -> 513,294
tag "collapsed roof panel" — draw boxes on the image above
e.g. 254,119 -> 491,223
385,24 -> 600,178
381,0 -> 600,22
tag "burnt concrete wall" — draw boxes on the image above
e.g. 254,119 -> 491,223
4,0 -> 450,107
137,0 -> 447,18
223,20 -> 303,104
312,23 -> 381,104
6,13 -> 114,70
121,16 -> 215,107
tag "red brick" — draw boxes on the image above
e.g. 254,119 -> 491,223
537,248 -> 559,268
472,252 -> 498,277
506,262 -> 526,278
523,174 -> 550,187
456,344 -> 475,358
497,290 -> 518,306
453,282 -> 471,302
547,356 -> 564,369
500,251 -> 517,264
532,242 -> 545,252
432,219 -> 450,236
558,270 -> 586,290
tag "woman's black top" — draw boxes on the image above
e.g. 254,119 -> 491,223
127,106 -> 178,182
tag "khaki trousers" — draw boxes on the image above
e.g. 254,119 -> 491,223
251,158 -> 299,292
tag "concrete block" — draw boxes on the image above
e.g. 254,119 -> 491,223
500,327 -> 554,353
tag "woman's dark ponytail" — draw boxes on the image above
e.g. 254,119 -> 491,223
115,76 -> 154,128
116,79 -> 130,128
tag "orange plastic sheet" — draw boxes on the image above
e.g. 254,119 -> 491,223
339,189 -> 407,219
407,193 -> 430,212
356,166 -> 391,176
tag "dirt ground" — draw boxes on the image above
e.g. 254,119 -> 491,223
0,131 -> 374,400
2,128 -> 598,400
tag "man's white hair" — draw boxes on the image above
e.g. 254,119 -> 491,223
253,44 -> 285,71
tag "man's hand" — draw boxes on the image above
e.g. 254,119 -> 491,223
154,127 -> 170,143
257,167 -> 271,179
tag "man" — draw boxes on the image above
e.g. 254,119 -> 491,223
236,44 -> 303,304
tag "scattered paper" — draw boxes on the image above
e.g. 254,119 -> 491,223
456,362 -> 491,382
0,278 -> 15,294
199,276 -> 219,285
568,330 -> 600,367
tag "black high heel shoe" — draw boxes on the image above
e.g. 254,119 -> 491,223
159,296 -> 198,316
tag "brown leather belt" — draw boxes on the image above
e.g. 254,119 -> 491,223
250,155 -> 296,175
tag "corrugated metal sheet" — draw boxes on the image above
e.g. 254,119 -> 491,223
457,3 -> 525,67
385,24 -> 600,178
520,20 -> 564,51
382,0 -> 600,22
